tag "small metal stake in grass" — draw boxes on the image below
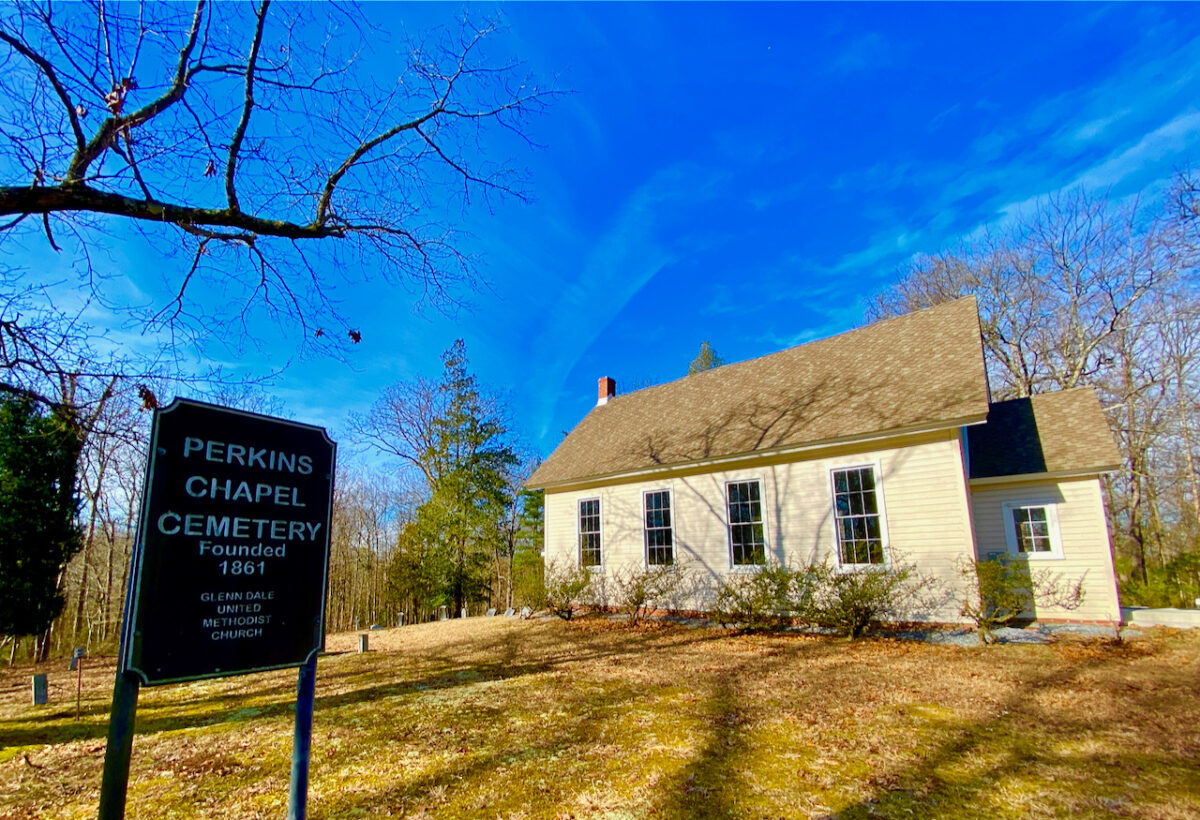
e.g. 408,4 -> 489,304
73,647 -> 85,720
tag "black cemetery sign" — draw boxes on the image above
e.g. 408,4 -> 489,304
122,399 -> 336,685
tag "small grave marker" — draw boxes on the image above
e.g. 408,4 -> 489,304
31,674 -> 47,705
397,613 -> 406,627
504,608 -> 515,617
461,607 -> 468,619
520,606 -> 532,619
485,608 -> 497,617
358,634 -> 369,654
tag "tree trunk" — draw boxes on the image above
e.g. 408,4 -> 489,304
1175,357 -> 1200,525
72,514 -> 94,638
102,519 -> 116,642
35,622 -> 52,663
454,538 -> 465,616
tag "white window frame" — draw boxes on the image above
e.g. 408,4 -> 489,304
642,487 -> 676,567
577,497 -> 603,569
1001,500 -> 1064,561
724,477 -> 769,569
828,462 -> 890,569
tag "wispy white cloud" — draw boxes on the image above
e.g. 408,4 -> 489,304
830,32 -> 895,75
829,28 -> 1200,278
759,303 -> 865,351
829,229 -> 921,276
529,162 -> 728,439
1073,110 -> 1200,190
1069,110 -> 1132,144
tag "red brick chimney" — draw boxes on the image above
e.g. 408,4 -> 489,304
597,376 -> 617,406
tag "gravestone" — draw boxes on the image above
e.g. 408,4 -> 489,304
31,674 -> 47,705
397,613 -> 406,627
358,634 -> 368,653
438,606 -> 448,621
504,608 -> 515,617
460,607 -> 468,619
520,606 -> 532,619
485,608 -> 497,617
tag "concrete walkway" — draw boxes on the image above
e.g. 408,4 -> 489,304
1121,606 -> 1200,629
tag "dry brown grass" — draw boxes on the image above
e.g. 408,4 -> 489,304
0,617 -> 1197,819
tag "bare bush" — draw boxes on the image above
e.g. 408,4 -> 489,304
815,558 -> 944,640
610,562 -> 690,625
958,555 -> 1086,644
542,560 -> 594,621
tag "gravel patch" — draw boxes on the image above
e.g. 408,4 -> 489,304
894,622 -> 1137,646
534,610 -> 1139,645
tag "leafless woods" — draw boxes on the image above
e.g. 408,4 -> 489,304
871,180 -> 1200,603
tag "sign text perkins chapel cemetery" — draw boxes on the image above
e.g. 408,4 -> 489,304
123,399 -> 336,684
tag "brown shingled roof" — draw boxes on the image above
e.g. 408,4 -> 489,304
528,297 -> 990,489
966,388 -> 1121,480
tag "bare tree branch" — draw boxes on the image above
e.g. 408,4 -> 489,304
224,0 -> 267,211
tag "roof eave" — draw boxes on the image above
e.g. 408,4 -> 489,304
528,410 -> 989,492
968,464 -> 1122,486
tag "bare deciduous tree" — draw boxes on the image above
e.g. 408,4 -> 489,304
870,183 -> 1200,601
0,1 -> 549,388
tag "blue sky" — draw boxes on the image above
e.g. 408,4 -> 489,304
17,3 -> 1200,463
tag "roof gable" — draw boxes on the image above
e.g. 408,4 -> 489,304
529,298 -> 990,489
967,387 -> 1121,480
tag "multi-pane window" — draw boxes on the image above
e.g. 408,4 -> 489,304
726,480 -> 766,566
1011,506 -> 1052,554
579,498 -> 601,567
644,490 -> 674,565
832,466 -> 884,565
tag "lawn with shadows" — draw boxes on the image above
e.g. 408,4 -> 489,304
1,616 -> 1197,818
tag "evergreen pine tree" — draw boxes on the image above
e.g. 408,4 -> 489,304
415,342 -> 517,615
0,396 -> 83,654
688,341 -> 726,375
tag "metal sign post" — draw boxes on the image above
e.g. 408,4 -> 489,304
288,654 -> 319,820
99,399 -> 336,819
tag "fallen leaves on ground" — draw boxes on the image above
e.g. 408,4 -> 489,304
0,617 -> 1197,819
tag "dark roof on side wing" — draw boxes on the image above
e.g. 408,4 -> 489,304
529,297 -> 990,489
966,387 -> 1121,480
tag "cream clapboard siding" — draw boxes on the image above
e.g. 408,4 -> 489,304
969,477 -> 1120,624
544,429 -> 976,620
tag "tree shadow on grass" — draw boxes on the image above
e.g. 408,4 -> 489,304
305,676 -> 652,818
648,639 -> 820,820
809,641 -> 1197,818
303,634 -> 849,818
0,620 -> 733,749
